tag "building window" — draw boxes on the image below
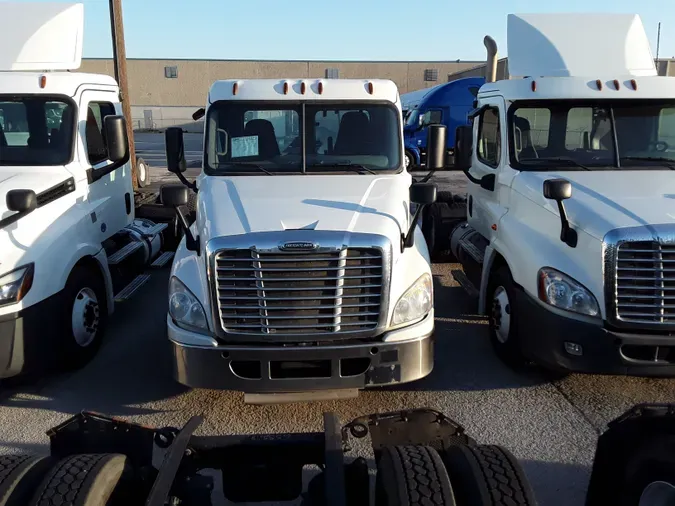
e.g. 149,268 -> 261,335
325,68 -> 339,79
164,66 -> 178,79
424,69 -> 438,82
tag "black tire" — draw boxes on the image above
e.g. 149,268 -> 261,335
30,454 -> 130,506
59,266 -> 107,371
376,445 -> 456,506
136,157 -> 150,188
405,151 -> 415,171
487,266 -> 528,369
0,455 -> 54,506
442,444 -> 537,506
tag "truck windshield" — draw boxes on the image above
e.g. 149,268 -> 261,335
510,101 -> 675,170
0,97 -> 74,166
204,101 -> 401,174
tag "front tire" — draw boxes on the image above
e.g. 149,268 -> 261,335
487,266 -> 528,369
59,266 -> 107,371
405,151 -> 415,171
136,157 -> 150,188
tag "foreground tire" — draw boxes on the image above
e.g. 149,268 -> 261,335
0,455 -> 54,506
59,266 -> 107,371
376,445 -> 456,506
136,157 -> 150,188
30,454 -> 129,506
443,444 -> 537,506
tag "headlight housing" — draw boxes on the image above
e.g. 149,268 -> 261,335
538,267 -> 599,317
169,277 -> 208,331
0,264 -> 34,308
392,273 -> 433,326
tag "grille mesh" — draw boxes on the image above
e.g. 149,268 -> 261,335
215,248 -> 383,336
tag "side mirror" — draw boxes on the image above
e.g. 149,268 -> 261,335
161,184 -> 199,254
192,108 -> 205,121
455,126 -> 473,171
543,178 -> 576,248
161,184 -> 189,207
165,127 -> 187,174
410,183 -> 437,205
426,124 -> 447,171
7,189 -> 37,213
402,183 -> 438,251
103,115 -> 129,163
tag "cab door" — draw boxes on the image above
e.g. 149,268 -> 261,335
77,89 -> 134,242
466,96 -> 509,242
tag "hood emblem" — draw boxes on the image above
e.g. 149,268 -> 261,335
279,241 -> 319,252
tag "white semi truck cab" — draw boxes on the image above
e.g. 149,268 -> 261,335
0,3 -> 172,378
444,13 -> 675,376
162,78 -> 440,401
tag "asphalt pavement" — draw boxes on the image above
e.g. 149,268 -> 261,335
0,134 -> 673,505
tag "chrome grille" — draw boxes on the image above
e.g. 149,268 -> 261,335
214,248 -> 383,336
614,241 -> 675,324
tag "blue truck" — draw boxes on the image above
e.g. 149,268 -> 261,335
401,77 -> 485,169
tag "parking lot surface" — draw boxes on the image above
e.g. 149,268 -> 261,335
0,134 -> 673,505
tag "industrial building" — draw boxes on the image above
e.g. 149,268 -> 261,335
79,56 -> 675,131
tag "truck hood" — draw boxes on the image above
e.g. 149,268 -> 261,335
0,167 -> 71,216
513,171 -> 675,240
198,174 -> 410,243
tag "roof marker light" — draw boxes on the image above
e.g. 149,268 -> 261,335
631,79 -> 638,90
318,81 -> 324,95
596,79 -> 603,91
232,82 -> 239,95
283,81 -> 289,94
367,82 -> 374,94
39,75 -> 47,89
301,81 -> 306,95
613,79 -> 620,90
531,80 -> 537,92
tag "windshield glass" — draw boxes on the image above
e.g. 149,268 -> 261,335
0,97 -> 74,166
204,101 -> 401,174
510,101 -> 675,170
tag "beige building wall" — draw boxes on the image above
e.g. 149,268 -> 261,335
79,58 -> 481,107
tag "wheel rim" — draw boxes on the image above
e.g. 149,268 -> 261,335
492,286 -> 511,343
72,287 -> 100,347
405,154 -> 411,169
640,481 -> 675,506
139,162 -> 147,182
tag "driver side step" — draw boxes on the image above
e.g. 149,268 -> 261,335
451,269 -> 479,298
114,274 -> 151,302
151,251 -> 175,268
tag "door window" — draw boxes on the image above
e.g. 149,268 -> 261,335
477,107 -> 501,167
85,102 -> 116,164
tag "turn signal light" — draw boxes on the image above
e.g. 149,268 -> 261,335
39,75 -> 47,89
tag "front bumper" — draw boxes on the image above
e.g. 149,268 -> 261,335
517,289 -> 675,377
168,312 -> 435,392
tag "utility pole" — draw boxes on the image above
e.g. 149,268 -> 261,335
109,0 -> 138,189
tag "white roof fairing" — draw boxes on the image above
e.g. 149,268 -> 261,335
507,13 -> 657,78
208,79 -> 400,104
0,2 -> 84,71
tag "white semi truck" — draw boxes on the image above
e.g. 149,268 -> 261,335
444,13 -> 675,376
0,3 -> 173,378
160,78 -> 444,402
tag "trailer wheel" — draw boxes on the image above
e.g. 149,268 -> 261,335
376,445 -> 456,506
0,455 -> 54,506
442,444 -> 537,506
30,454 -> 130,506
136,157 -> 150,188
487,266 -> 529,369
60,266 -> 107,370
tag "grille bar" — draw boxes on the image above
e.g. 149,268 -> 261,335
215,248 -> 384,336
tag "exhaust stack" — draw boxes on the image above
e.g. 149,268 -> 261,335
484,36 -> 498,83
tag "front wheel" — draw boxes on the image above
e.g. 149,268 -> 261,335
405,151 -> 415,171
136,157 -> 150,188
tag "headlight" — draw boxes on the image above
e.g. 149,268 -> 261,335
0,264 -> 34,307
169,277 -> 208,331
538,267 -> 599,317
392,273 -> 433,326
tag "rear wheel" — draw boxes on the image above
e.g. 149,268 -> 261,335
30,454 -> 130,506
442,444 -> 538,506
376,445 -> 456,506
0,455 -> 54,506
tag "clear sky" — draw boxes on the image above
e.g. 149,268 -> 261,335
14,0 -> 675,61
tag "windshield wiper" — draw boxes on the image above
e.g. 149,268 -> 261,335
306,162 -> 377,174
621,156 -> 675,169
218,162 -> 274,175
520,157 -> 591,171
